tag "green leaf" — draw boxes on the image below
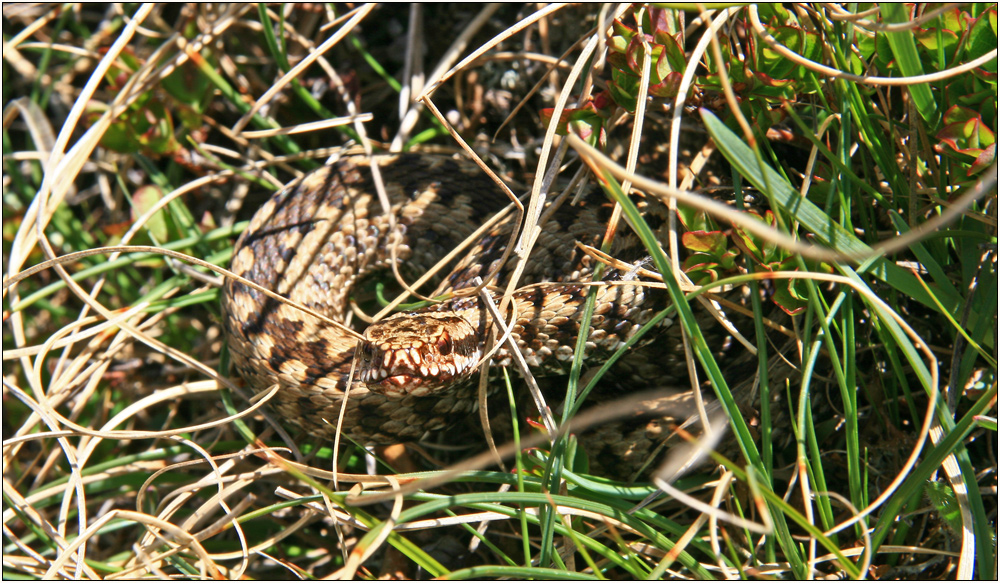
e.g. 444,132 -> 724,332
760,24 -> 820,81
771,278 -> 807,315
611,15 -> 636,48
659,30 -> 688,75
756,3 -> 791,23
674,202 -> 716,232
131,185 -> 170,242
649,71 -> 683,98
967,7 -> 999,68
133,99 -> 182,155
971,143 -> 997,174
856,29 -> 877,60
608,67 -> 641,113
914,27 -> 960,63
161,56 -> 213,110
539,106 -> 605,141
936,6 -> 964,33
935,105 -> 997,174
682,230 -> 726,255
873,32 -> 897,71
91,105 -> 139,153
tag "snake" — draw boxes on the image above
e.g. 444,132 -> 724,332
221,153 -> 744,459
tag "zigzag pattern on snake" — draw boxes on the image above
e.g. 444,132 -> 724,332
221,153 -> 736,453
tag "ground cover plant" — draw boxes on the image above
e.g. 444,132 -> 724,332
3,3 -> 997,579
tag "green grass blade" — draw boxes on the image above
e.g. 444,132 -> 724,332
881,3 -> 939,125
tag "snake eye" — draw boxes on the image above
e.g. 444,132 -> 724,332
436,333 -> 452,356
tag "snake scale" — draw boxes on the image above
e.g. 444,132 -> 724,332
222,153 -> 748,461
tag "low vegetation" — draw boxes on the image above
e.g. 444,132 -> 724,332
3,3 -> 996,579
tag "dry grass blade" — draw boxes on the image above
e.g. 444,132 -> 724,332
240,114 -> 374,138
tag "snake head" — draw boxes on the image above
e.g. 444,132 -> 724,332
359,313 -> 482,397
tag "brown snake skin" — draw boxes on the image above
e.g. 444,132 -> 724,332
221,153 -> 748,457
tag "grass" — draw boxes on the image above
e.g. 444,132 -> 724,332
3,3 -> 997,580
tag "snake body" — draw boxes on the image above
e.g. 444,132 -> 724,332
222,154 -> 701,447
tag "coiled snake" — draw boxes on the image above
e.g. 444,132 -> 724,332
222,154 -> 744,460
